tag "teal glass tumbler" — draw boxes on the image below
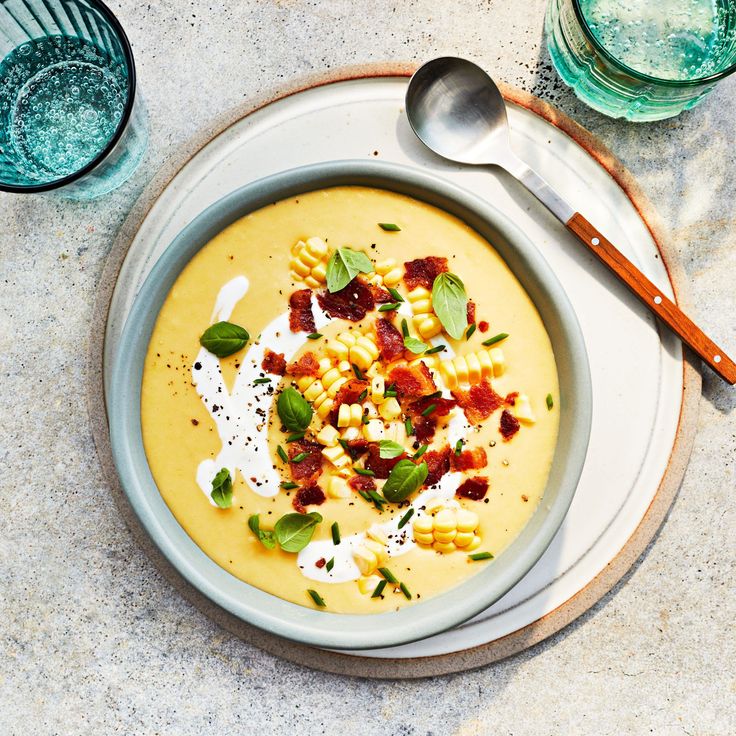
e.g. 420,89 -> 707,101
0,0 -> 147,199
546,0 -> 736,121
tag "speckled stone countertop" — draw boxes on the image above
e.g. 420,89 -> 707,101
1,1 -> 734,733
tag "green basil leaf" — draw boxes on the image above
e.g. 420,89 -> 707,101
199,321 -> 250,357
403,336 -> 428,354
274,511 -> 323,553
210,467 -> 233,508
248,514 -> 276,549
382,459 -> 428,503
326,247 -> 373,293
432,273 -> 468,340
277,387 -> 313,432
378,440 -> 405,459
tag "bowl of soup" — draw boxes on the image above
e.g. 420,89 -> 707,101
109,159 -> 592,650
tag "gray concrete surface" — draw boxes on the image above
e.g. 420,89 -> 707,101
1,1 -> 734,734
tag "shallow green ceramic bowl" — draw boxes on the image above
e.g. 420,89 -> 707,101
109,160 -> 592,650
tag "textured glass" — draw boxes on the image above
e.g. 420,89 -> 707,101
0,0 -> 147,198
546,0 -> 736,121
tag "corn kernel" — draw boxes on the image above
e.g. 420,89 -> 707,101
367,273 -> 383,286
424,497 -> 445,515
326,376 -> 347,398
433,540 -> 457,554
375,258 -> 397,275
327,476 -> 351,499
299,248 -> 320,267
303,275 -> 319,288
364,539 -> 388,565
466,352 -> 482,383
350,404 -> 363,426
382,267 -> 404,286
316,357 -> 333,377
321,445 -> 345,465
335,465 -> 354,479
311,262 -> 327,282
289,269 -> 303,282
304,380 -> 325,402
337,403 -> 351,427
316,425 -> 340,447
466,535 -> 482,551
454,531 -> 475,547
337,331 -> 357,347
366,362 -> 380,378
357,575 -> 382,595
340,426 -> 361,441
337,359 -> 352,373
353,546 -> 378,576
514,393 -> 536,424
321,367 -> 342,388
291,240 -> 307,256
414,531 -> 435,546
377,397 -> 400,421
315,399 -> 333,419
440,360 -> 458,390
407,286 -> 431,302
433,509 -> 457,533
416,315 -> 442,339
453,356 -> 469,384
296,375 -> 313,391
356,335 -> 379,359
366,524 -> 389,545
412,516 -> 434,534
456,509 -> 479,532
363,419 -> 385,442
305,236 -> 328,257
478,349 -> 493,379
433,529 -> 457,544
349,345 -> 373,371
326,340 -> 350,361
489,347 -> 505,376
291,258 -> 311,278
370,375 -> 385,404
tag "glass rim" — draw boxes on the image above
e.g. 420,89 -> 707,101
572,0 -> 736,87
0,0 -> 137,194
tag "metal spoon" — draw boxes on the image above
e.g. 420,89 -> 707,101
406,57 -> 735,385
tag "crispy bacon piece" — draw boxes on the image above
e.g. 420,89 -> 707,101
413,415 -> 437,444
407,395 -> 456,418
348,475 -> 377,493
450,447 -> 488,472
261,349 -> 286,376
288,439 -> 323,482
289,289 -> 316,333
292,482 -> 326,513
345,438 -> 370,459
478,320 -> 489,333
500,409 -> 520,441
388,362 -> 437,399
315,557 -> 326,568
456,476 -> 489,501
364,443 -> 407,479
423,446 -> 451,487
504,391 -> 519,407
403,256 -> 448,290
375,318 -> 405,363
330,378 -> 369,423
466,300 -> 476,325
369,283 -> 393,304
316,277 -> 376,322
287,351 -> 320,377
452,380 -> 504,425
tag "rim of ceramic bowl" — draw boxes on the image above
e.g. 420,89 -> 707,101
571,0 -> 736,87
0,0 -> 137,194
108,159 -> 593,650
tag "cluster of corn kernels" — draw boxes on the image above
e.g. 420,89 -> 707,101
353,525 -> 390,576
325,330 -> 380,372
294,356 -> 352,420
365,258 -> 403,288
412,504 -> 481,553
439,347 -> 505,389
407,286 -> 442,339
289,237 -> 330,287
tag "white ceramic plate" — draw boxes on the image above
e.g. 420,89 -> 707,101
102,75 -> 689,660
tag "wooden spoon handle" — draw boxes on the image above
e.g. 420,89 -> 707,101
567,212 -> 736,384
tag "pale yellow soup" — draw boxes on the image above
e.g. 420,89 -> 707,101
141,186 -> 559,614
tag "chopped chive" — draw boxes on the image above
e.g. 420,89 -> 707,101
338,438 -> 351,453
306,332 -> 323,340
425,344 -> 446,355
405,418 -> 414,436
326,557 -> 335,572
454,439 -> 464,456
378,222 -> 401,231
285,432 -> 304,443
465,323 -> 477,340
401,319 -> 409,338
378,567 -> 398,584
352,363 -> 365,380
397,507 -> 415,529
331,521 -> 341,545
387,287 -> 404,302
280,481 -> 299,490
384,389 -> 398,398
399,582 -> 412,600
358,388 -> 368,401
253,377 -> 272,384
361,414 -> 370,424
358,490 -> 372,503
368,490 -> 386,508
277,445 -> 288,463
421,403 -> 437,417
378,301 -> 401,312
426,390 -> 443,400
468,551 -> 494,561
412,444 -> 428,460
291,452 -> 308,463
371,579 -> 388,598
354,467 -> 375,477
546,393 -> 554,410
482,332 -> 509,347
307,589 -> 326,607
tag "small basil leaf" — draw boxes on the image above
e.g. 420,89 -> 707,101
199,321 -> 250,357
432,273 -> 468,340
326,247 -> 373,293
210,467 -> 233,508
248,514 -> 276,549
403,336 -> 428,354
274,511 -> 323,553
382,459 -> 428,503
378,440 -> 405,459
277,387 -> 313,432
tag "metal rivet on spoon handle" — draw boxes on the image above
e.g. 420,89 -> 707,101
406,57 -> 735,385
